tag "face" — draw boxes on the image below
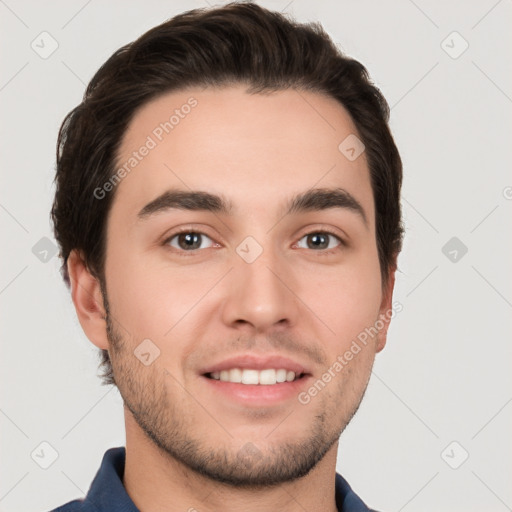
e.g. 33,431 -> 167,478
90,85 -> 394,486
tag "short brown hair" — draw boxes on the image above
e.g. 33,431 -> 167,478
51,1 -> 404,386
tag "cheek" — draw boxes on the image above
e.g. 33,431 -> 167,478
105,252 -> 214,345
305,255 -> 382,338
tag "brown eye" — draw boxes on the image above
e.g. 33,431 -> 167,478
167,232 -> 214,251
296,231 -> 343,251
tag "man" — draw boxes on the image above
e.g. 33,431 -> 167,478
50,2 -> 404,511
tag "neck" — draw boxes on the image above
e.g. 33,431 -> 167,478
122,411 -> 339,512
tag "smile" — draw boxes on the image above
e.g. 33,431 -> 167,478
207,368 -> 305,385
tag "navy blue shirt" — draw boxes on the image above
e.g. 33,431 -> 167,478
49,447 -> 378,511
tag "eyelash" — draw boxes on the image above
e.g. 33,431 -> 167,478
162,227 -> 346,257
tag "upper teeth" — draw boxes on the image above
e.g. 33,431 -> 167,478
209,368 -> 298,385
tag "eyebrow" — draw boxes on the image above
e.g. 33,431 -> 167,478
137,187 -> 368,227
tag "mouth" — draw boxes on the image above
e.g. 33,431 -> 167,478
204,368 -> 308,385
198,354 -> 313,405
201,368 -> 312,407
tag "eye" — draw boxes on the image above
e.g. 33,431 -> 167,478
296,231 -> 344,252
165,231 -> 215,252
162,229 -> 345,255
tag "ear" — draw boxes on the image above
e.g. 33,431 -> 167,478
67,249 -> 109,350
375,267 -> 397,353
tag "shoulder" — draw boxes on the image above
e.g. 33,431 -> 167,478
46,498 -> 102,512
45,446 -> 133,512
46,499 -> 84,511
335,472 -> 383,512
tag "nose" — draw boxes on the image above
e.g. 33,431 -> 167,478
220,245 -> 300,334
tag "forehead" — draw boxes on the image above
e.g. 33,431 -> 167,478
111,85 -> 374,226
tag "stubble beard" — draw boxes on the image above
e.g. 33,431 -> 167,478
104,301 -> 369,488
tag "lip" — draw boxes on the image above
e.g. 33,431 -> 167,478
200,373 -> 313,406
199,354 -> 311,376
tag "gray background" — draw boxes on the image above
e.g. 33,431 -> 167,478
1,1 -> 511,511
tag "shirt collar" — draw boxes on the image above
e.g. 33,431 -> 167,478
83,446 -> 375,512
